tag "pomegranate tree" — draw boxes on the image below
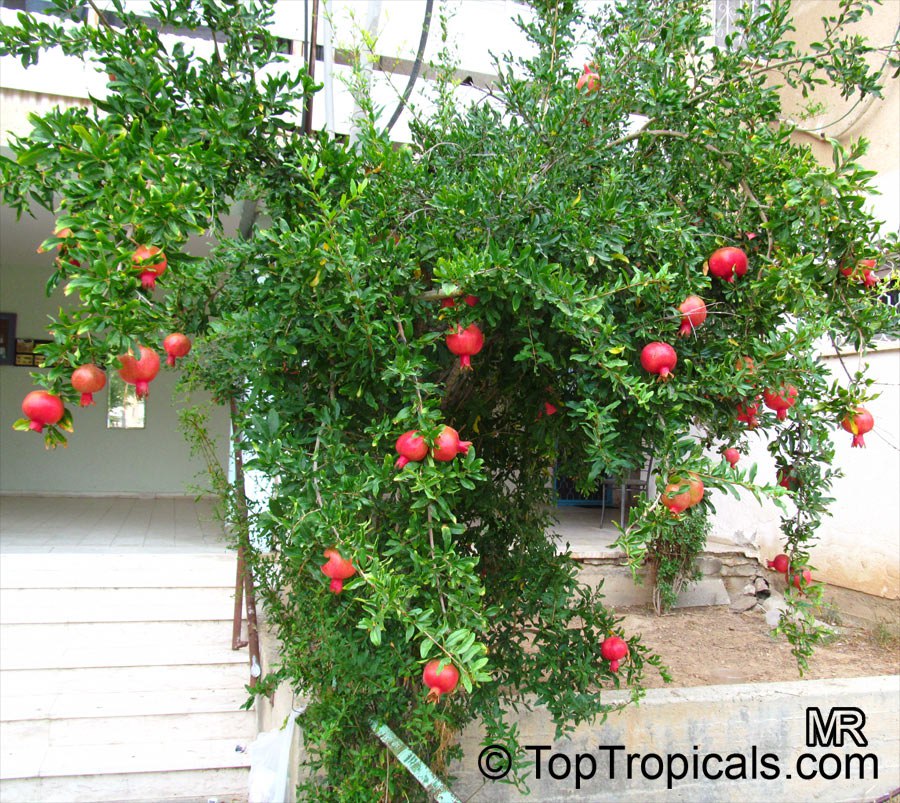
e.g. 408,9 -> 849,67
117,346 -> 160,399
841,407 -> 874,448
71,364 -> 106,407
21,390 -> 65,433
640,342 -> 677,380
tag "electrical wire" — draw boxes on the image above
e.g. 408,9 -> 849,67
384,0 -> 434,133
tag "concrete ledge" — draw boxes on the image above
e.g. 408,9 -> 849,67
451,675 -> 900,802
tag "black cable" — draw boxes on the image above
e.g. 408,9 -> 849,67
385,0 -> 434,133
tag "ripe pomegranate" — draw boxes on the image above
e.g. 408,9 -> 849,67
708,246 -> 748,283
446,324 -> 484,370
841,407 -> 874,448
163,333 -> 192,367
790,568 -> 812,591
431,426 -> 472,462
735,355 -> 756,375
395,430 -> 428,469
132,245 -> 167,290
70,364 -> 106,407
117,345 -> 160,399
320,548 -> 356,593
21,390 -> 65,433
736,400 -> 760,429
763,384 -> 798,421
777,468 -> 800,491
537,401 -> 558,418
661,473 -> 703,515
576,63 -> 600,92
440,295 -> 478,309
422,659 -> 460,702
600,636 -> 628,673
640,342 -> 677,380
677,295 -> 707,337
841,259 -> 878,288
766,554 -> 790,574
723,447 -> 740,469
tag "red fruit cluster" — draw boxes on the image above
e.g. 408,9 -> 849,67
394,426 -> 471,469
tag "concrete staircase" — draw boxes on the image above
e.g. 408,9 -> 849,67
0,553 -> 255,802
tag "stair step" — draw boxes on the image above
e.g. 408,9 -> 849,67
1,685 -> 252,723
0,773 -> 247,803
0,637 -> 247,670
1,662 -> 249,698
0,588 -> 236,624
0,767 -> 248,802
1,710 -> 258,749
0,620 -> 237,651
0,554 -> 236,589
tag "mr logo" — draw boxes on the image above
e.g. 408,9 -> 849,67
806,707 -> 868,748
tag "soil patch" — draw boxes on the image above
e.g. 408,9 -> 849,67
619,605 -> 900,688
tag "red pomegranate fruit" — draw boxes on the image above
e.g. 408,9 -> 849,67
576,63 -> 600,92
790,568 -> 812,591
446,324 -> 484,370
431,426 -> 472,462
21,390 -> 65,433
777,468 -> 801,491
763,384 -> 798,421
677,295 -> 708,337
600,636 -> 628,673
538,401 -> 558,418
422,659 -> 460,702
440,295 -> 478,309
395,430 -> 428,469
708,246 -> 748,283
163,333 -> 192,367
71,364 -> 106,407
320,548 -> 356,593
766,554 -> 790,574
640,342 -> 677,380
841,407 -> 874,448
661,473 -> 704,515
736,400 -> 760,429
132,245 -> 167,290
723,447 -> 740,469
117,346 -> 161,399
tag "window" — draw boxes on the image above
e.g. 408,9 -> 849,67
107,373 -> 145,429
713,0 -> 760,49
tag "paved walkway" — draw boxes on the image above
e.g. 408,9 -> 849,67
0,496 -> 229,553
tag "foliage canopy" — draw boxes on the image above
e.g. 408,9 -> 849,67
2,0 -> 898,797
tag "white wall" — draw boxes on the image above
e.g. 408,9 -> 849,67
710,345 -> 900,600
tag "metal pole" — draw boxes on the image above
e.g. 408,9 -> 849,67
370,720 -> 462,803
